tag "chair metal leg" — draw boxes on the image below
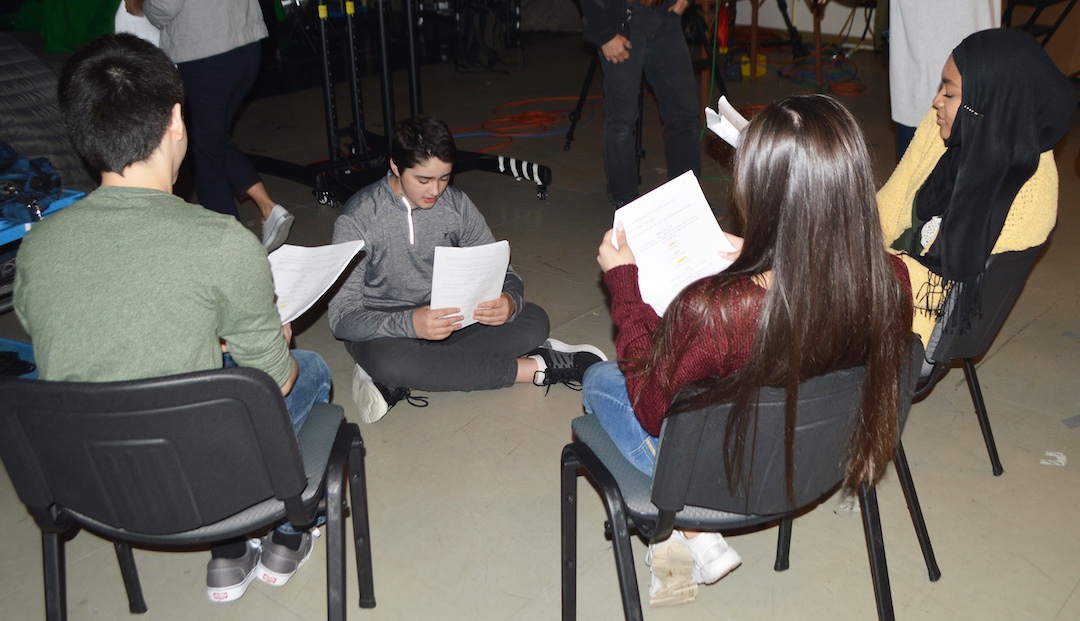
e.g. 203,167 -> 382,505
560,448 -> 580,621
893,443 -> 941,582
774,515 -> 793,571
42,532 -> 66,621
325,439 -> 348,621
962,358 -> 1004,476
858,483 -> 895,621
113,541 -> 148,613
607,499 -> 645,621
348,433 -> 377,608
564,443 -> 645,621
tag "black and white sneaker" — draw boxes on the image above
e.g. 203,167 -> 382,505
529,338 -> 607,390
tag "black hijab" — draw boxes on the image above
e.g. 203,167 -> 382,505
911,28 -> 1074,326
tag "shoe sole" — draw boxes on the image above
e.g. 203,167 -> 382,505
353,365 -> 389,424
543,338 -> 608,361
263,213 -> 294,252
206,542 -> 261,603
256,542 -> 313,587
207,569 -> 258,602
693,547 -> 742,585
649,541 -> 698,607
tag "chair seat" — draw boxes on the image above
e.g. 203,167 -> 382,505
69,402 -> 344,547
571,414 -> 778,533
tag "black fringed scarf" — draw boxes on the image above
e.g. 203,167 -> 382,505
908,29 -> 1074,331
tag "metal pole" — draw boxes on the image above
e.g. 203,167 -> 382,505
317,1 -> 343,166
344,0 -> 368,157
404,0 -> 422,115
375,0 -> 396,149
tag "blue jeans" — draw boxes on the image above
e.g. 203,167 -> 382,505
283,350 -> 332,433
600,1 -> 701,206
224,349 -> 331,434
582,361 -> 659,476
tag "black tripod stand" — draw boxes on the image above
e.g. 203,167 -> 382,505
250,0 -> 552,206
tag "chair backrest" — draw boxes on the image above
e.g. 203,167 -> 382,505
929,243 -> 1046,363
651,338 -> 922,517
0,367 -> 307,536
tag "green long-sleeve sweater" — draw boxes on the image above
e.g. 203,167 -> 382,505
14,185 -> 292,387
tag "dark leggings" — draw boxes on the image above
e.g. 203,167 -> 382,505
177,42 -> 265,218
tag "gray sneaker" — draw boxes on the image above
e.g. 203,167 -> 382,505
206,539 -> 261,603
257,532 -> 313,587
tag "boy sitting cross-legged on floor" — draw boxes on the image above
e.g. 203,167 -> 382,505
328,115 -> 604,421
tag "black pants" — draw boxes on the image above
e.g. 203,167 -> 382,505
177,41 -> 264,218
345,303 -> 550,391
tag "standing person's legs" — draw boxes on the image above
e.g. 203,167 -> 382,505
582,361 -> 658,475
177,44 -> 263,218
219,42 -> 268,211
600,6 -> 648,207
641,5 -> 701,182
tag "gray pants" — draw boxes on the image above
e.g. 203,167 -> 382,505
345,303 -> 550,392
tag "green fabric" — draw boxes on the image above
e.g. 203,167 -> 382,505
14,186 -> 292,386
890,189 -> 927,256
15,0 -> 121,53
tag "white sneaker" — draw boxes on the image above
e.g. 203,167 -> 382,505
646,538 -> 697,607
262,204 -> 294,252
352,363 -> 389,424
674,530 -> 742,585
834,491 -> 861,516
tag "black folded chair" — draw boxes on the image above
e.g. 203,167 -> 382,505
561,339 -> 939,621
0,367 -> 375,621
916,242 -> 1049,475
1003,0 -> 1079,46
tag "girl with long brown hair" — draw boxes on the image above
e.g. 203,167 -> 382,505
585,94 -> 914,606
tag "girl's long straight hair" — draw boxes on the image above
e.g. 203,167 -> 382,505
628,95 -> 911,495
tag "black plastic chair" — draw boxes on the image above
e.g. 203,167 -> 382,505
561,340 -> 939,621
916,242 -> 1049,476
0,367 -> 376,621
1003,0 -> 1079,46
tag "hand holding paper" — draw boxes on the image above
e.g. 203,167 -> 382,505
430,241 -> 511,329
705,96 -> 750,148
598,223 -> 636,271
611,171 -> 735,316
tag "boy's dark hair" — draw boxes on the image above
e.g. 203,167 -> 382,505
391,116 -> 457,171
57,33 -> 185,174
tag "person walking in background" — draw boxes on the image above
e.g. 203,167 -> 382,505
131,0 -> 294,251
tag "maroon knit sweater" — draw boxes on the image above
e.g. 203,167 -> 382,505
604,256 -> 912,437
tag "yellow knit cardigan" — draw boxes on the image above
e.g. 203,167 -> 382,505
877,108 -> 1059,346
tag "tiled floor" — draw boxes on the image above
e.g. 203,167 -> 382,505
2,28 -> 1079,621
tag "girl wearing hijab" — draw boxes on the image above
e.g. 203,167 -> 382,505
878,28 -> 1075,346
